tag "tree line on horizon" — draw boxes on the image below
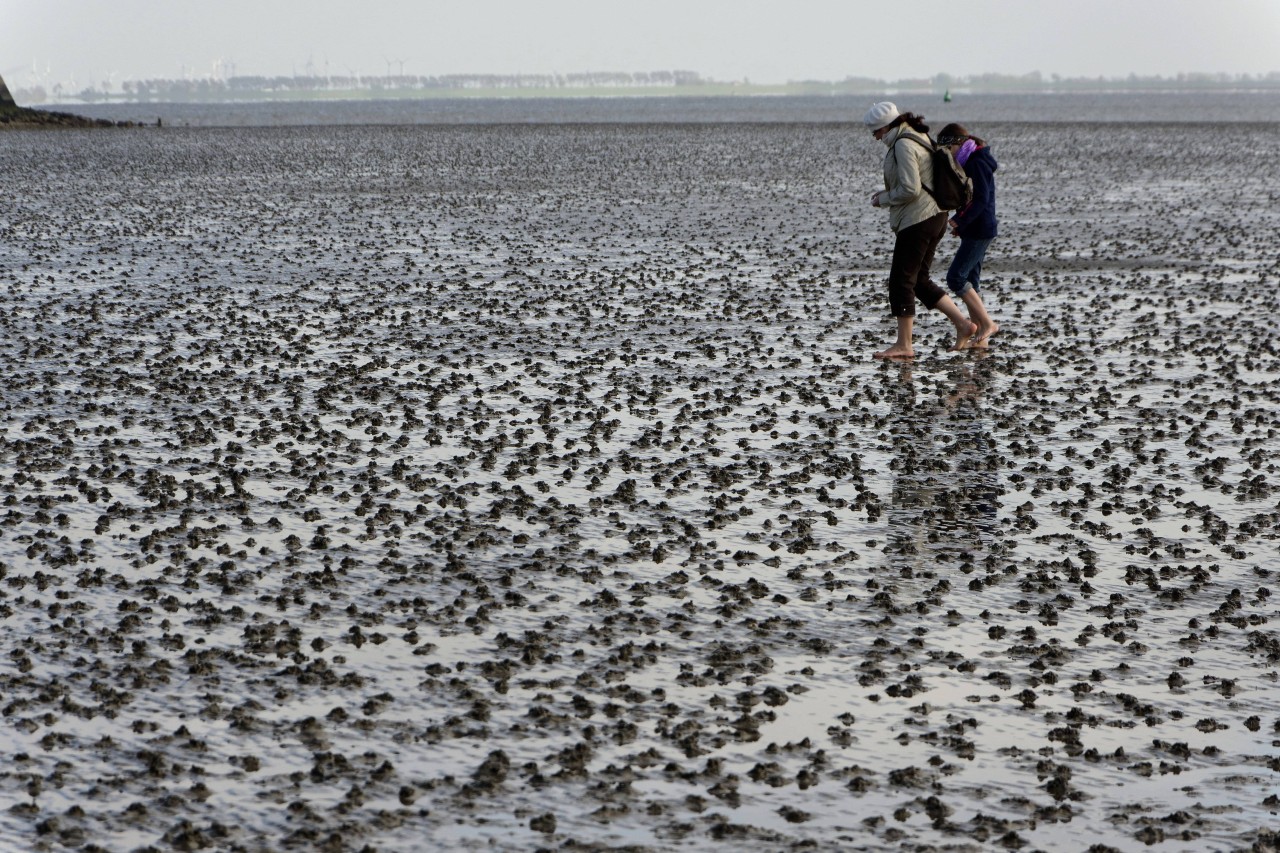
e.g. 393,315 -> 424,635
15,68 -> 1280,104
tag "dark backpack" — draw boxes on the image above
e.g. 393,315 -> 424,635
894,135 -> 973,211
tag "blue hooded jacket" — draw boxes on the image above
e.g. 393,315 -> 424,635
952,146 -> 997,240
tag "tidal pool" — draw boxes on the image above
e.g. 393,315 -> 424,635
1,122 -> 1277,852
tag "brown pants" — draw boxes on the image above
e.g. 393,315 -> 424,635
888,212 -> 949,317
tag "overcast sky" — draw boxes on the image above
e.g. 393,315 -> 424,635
4,0 -> 1278,89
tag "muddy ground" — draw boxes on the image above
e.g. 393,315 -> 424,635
1,122 -> 1278,852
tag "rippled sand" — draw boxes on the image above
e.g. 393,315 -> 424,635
1,123 -> 1278,852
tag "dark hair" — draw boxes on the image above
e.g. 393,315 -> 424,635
938,122 -> 985,146
888,112 -> 930,134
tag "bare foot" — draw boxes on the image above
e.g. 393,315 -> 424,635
975,320 -> 1000,345
874,345 -> 914,360
952,321 -> 978,351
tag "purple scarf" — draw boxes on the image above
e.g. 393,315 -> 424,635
955,139 -> 978,167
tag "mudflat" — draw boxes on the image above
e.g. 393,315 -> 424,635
1,122 -> 1277,851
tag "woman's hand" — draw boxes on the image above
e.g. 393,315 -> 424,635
870,191 -> 884,208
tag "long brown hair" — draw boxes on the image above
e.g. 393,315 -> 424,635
887,112 -> 930,134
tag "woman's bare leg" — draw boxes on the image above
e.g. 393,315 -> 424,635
875,316 -> 916,359
932,295 -> 977,350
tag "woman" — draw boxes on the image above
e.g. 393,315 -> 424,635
864,101 -> 976,359
938,122 -> 999,346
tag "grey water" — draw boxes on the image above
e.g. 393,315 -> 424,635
46,90 -> 1280,127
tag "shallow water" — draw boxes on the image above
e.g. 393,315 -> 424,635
55,90 -> 1280,127
1,122 -> 1278,852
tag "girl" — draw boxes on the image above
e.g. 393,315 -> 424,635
938,122 -> 999,346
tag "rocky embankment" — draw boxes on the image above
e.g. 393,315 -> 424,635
0,105 -> 145,128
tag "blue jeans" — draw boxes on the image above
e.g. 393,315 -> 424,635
946,237 -> 993,298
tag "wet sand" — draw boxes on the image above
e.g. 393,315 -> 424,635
1,123 -> 1278,852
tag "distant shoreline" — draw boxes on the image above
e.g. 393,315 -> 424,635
33,88 -> 1280,108
19,72 -> 1280,107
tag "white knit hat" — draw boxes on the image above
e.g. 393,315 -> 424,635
863,101 -> 900,131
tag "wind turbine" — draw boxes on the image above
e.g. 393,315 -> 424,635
384,56 -> 408,86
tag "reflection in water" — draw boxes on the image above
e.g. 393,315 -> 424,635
883,357 -> 1002,576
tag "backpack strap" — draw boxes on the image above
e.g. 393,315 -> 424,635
889,133 -> 938,200
897,134 -> 935,154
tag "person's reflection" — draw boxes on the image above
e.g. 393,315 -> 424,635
943,355 -> 1001,546
882,362 -> 932,578
882,356 -> 1001,579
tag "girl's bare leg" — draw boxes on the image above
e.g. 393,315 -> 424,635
962,289 -> 999,346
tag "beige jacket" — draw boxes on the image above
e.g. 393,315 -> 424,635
879,124 -> 941,233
